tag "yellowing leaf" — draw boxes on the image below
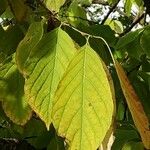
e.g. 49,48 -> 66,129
44,0 -> 66,12
114,61 -> 150,149
52,45 -> 114,150
0,56 -> 32,125
21,28 -> 76,129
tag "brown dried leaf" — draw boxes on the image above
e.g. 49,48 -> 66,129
114,61 -> 150,149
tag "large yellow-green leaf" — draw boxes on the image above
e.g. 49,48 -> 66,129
52,45 -> 114,150
20,28 -> 76,129
0,56 -> 32,125
44,0 -> 66,12
16,21 -> 44,74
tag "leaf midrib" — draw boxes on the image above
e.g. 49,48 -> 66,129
46,32 -> 58,126
80,48 -> 86,150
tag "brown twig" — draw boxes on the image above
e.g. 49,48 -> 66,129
101,0 -> 120,25
60,14 -> 96,23
120,13 -> 145,36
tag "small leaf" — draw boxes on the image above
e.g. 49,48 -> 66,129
67,1 -> 88,27
140,26 -> 150,57
125,36 -> 145,60
52,45 -> 114,150
125,0 -> 132,16
105,19 -> 123,34
20,28 -> 76,129
0,56 -> 32,125
44,0 -> 66,12
116,29 -> 143,50
114,61 -> 150,149
122,141 -> 144,150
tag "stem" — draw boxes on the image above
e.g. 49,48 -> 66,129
101,0 -> 120,25
62,22 -> 115,63
120,13 -> 145,36
59,14 -> 92,22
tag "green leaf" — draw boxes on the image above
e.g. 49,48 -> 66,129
77,0 -> 92,5
16,21 -> 44,74
105,19 -> 123,34
89,37 -> 112,66
63,25 -> 86,46
107,0 -> 118,5
0,0 -> 7,16
116,29 -> 143,50
116,102 -> 125,121
80,24 -> 117,47
112,128 -> 140,150
52,44 -> 114,150
0,55 -> 32,125
125,0 -> 132,16
134,0 -> 144,7
19,28 -> 76,129
0,25 -> 24,56
140,26 -> 150,57
23,118 -> 50,149
44,0 -> 66,12
1,7 -> 14,19
122,141 -> 144,150
47,134 -> 65,150
67,1 -> 88,27
125,35 -> 145,60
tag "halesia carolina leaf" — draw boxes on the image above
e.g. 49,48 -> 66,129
20,28 -> 76,129
0,56 -> 32,125
44,0 -> 66,12
114,61 -> 150,149
52,45 -> 114,150
16,21 -> 44,74
140,26 -> 150,57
